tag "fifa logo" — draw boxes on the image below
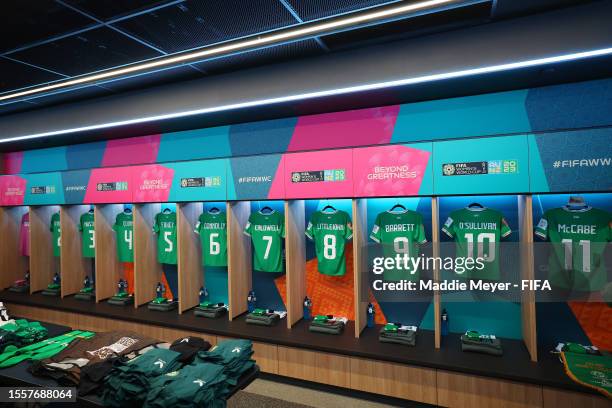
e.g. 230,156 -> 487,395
443,164 -> 455,176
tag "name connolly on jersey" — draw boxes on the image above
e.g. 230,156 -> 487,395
201,222 -> 226,229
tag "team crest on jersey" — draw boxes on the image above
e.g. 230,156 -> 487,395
537,218 -> 548,230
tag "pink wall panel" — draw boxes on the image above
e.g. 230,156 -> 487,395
353,144 -> 431,197
101,135 -> 161,167
131,164 -> 174,203
84,167 -> 134,203
287,106 -> 399,152
0,175 -> 26,206
284,149 -> 353,199
1,152 -> 24,175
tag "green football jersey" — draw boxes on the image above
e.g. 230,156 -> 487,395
153,211 -> 177,265
195,211 -> 227,267
305,210 -> 353,276
244,210 -> 285,272
370,210 -> 427,281
79,212 -> 95,258
113,212 -> 134,263
49,212 -> 61,257
535,206 -> 611,291
442,207 -> 511,280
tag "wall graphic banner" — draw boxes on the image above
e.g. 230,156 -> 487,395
433,135 -> 530,195
102,135 -> 161,167
1,152 -> 24,175
132,164 -> 174,203
284,149 -> 353,199
62,169 -> 91,204
288,106 -> 399,151
23,172 -> 64,205
228,154 -> 284,200
0,175 -> 26,206
84,167 -> 133,204
529,128 -> 612,193
166,159 -> 227,202
353,143 -> 433,197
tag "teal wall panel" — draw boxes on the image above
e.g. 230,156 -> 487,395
433,135 -> 530,195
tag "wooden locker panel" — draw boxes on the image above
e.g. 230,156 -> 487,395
518,195 -> 538,362
60,205 -> 93,297
350,357 -> 437,405
277,346 -> 351,388
285,200 -> 306,328
542,388 -> 609,408
177,202 -> 203,314
437,370 -> 543,408
227,201 -> 251,320
352,199 -> 368,338
133,204 -> 162,307
0,207 -> 28,289
432,197 -> 442,349
94,205 -> 124,302
29,206 -> 58,293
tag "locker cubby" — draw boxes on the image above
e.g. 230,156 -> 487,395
29,205 -> 60,294
199,202 -> 230,307
176,202 -> 203,313
434,195 -> 537,360
60,205 -> 94,298
353,197 -> 435,339
532,192 -> 612,358
134,203 -> 162,307
0,206 -> 29,290
227,201 -> 251,320
247,201 -> 286,313
286,199 -> 359,334
94,204 -> 128,302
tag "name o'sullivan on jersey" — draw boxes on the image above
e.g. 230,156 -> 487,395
371,279 -> 552,292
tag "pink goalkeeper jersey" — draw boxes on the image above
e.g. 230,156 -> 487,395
20,212 -> 30,256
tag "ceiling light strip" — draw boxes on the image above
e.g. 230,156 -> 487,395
0,0 -> 463,103
1,46 -> 610,144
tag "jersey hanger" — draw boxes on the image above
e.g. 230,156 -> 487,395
322,204 -> 336,212
260,206 -> 274,214
389,203 -> 407,212
208,207 -> 220,214
467,202 -> 484,208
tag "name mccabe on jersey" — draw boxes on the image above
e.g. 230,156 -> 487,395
557,224 -> 598,234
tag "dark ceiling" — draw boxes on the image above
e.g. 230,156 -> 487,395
0,0 -> 592,117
